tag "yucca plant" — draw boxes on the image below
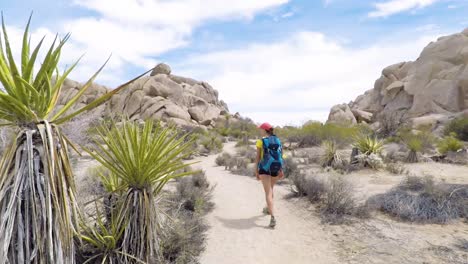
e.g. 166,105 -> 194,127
320,140 -> 342,168
0,16 -> 151,263
86,120 -> 197,263
353,134 -> 384,156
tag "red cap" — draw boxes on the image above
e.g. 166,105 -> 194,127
259,122 -> 273,131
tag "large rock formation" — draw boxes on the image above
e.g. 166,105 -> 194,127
328,28 -> 468,131
57,63 -> 229,127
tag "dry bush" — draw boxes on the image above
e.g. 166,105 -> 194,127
160,211 -> 208,264
368,176 -> 468,224
236,146 -> 256,163
455,238 -> 468,252
160,171 -> 214,263
215,152 -> 232,167
322,177 -> 356,217
174,171 -> 214,213
61,109 -> 101,147
385,162 -> 408,175
291,174 -> 364,223
290,173 -> 325,202
283,157 -> 299,178
377,111 -> 407,138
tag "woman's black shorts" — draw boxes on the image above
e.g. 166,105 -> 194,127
259,168 -> 279,177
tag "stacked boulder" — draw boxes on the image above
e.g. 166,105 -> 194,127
328,28 -> 468,131
58,63 -> 229,127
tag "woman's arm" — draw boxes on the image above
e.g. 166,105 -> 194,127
255,147 -> 261,180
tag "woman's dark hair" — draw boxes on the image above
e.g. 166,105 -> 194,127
265,128 -> 274,135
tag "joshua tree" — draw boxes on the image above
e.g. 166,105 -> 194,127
0,16 -> 150,263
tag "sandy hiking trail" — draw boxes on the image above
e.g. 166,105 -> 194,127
195,142 -> 339,264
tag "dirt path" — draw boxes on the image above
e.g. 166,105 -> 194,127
195,142 -> 339,264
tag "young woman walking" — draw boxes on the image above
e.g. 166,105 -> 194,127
255,122 -> 284,228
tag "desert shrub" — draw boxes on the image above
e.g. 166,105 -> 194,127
282,157 -> 299,178
444,117 -> 468,141
322,176 -> 356,217
291,174 -> 366,223
455,238 -> 468,252
281,122 -> 358,148
200,134 -> 223,153
320,140 -> 342,168
396,127 -> 435,162
400,175 -> 433,192
215,117 -> 258,140
437,134 -> 464,155
175,172 -> 214,214
236,146 -> 256,163
215,152 -> 232,167
353,135 -> 384,155
377,111 -> 407,137
368,177 -> 468,224
290,173 -> 326,202
355,153 -> 384,169
161,171 -> 213,263
160,211 -> 208,264
385,162 -> 408,175
231,166 -> 254,177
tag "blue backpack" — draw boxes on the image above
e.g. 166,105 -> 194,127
259,135 -> 283,174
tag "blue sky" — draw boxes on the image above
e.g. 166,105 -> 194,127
2,0 -> 468,125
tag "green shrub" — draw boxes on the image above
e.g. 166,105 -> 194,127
278,122 -> 358,147
437,134 -> 464,154
200,134 -> 223,153
444,117 -> 468,141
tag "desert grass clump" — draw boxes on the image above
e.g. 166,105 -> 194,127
444,117 -> 468,141
437,133 -> 464,155
86,120 -> 197,263
0,16 -> 150,263
368,176 -> 468,224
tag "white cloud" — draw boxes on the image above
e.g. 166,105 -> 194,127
369,0 -> 439,17
73,0 -> 289,26
2,0 -> 289,87
177,31 -> 442,125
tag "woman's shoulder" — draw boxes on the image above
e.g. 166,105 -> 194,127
256,138 -> 264,148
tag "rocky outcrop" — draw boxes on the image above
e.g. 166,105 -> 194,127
327,104 -> 357,125
327,28 -> 468,131
58,63 -> 229,127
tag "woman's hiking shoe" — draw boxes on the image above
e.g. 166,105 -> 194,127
269,216 -> 276,228
263,207 -> 270,215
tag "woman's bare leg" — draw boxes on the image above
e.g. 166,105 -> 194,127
260,175 -> 274,216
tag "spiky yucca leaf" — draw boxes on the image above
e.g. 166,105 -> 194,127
353,135 -> 384,156
86,120 -> 198,263
320,140 -> 342,168
0,16 -> 151,264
